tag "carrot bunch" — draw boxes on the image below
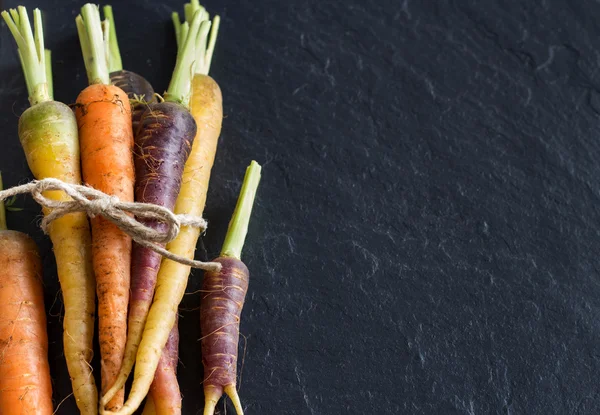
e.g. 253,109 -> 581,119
1,2 -> 263,414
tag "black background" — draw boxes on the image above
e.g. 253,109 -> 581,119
2,0 -> 600,414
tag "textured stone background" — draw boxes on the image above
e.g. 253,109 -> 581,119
2,0 -> 600,414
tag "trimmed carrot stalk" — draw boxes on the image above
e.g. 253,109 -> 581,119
146,317 -> 182,414
0,176 -> 53,415
1,7 -> 98,413
100,8 -> 217,415
103,5 -> 155,133
201,161 -> 261,415
76,3 -> 134,411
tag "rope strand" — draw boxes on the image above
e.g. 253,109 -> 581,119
0,178 -> 221,272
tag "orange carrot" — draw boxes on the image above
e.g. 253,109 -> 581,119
75,4 -> 134,411
0,175 -> 53,414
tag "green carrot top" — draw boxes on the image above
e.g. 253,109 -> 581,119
1,7 -> 53,106
221,161 -> 262,260
103,5 -> 123,73
76,3 -> 110,85
173,0 -> 220,76
164,9 -> 208,106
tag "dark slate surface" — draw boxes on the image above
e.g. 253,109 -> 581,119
1,0 -> 600,414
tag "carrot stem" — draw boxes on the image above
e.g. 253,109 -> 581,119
179,1 -> 219,76
221,161 -> 262,260
76,3 -> 110,85
184,2 -> 195,24
172,12 -> 182,49
165,11 -> 207,107
103,5 -> 123,73
0,173 -> 7,231
45,49 -> 53,100
1,7 -> 50,105
203,16 -> 220,75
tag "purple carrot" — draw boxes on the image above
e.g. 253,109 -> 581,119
124,100 -> 195,386
201,161 -> 262,415
129,100 -> 195,318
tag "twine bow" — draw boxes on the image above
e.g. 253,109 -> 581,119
0,178 -> 221,272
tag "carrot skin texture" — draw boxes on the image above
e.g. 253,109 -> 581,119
76,83 -> 135,411
110,70 -> 155,133
147,318 -> 181,414
125,102 -> 195,387
110,69 -> 154,100
0,231 -> 53,414
201,257 -> 249,394
18,101 -> 98,414
134,102 -> 196,212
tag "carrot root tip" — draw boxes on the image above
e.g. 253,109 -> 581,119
203,386 -> 222,415
224,384 -> 244,415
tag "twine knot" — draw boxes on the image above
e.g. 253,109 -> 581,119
0,178 -> 221,272
88,196 -> 119,217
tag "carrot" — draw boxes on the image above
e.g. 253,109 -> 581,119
201,161 -> 261,415
100,7 -> 220,414
75,3 -> 135,411
1,7 -> 98,413
103,5 -> 155,132
0,174 -> 53,415
147,317 -> 181,414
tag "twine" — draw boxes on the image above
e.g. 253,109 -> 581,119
0,178 -> 221,272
